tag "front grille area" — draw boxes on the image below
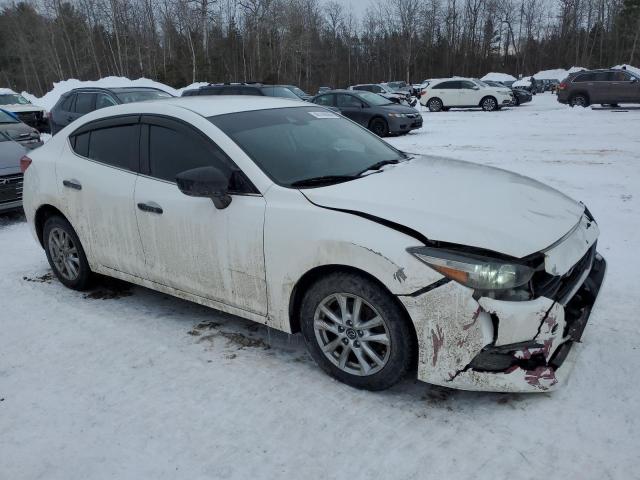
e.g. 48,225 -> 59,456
531,244 -> 596,301
0,173 -> 23,205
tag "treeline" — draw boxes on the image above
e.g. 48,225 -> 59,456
1,0 -> 639,96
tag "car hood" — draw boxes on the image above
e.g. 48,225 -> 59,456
2,104 -> 45,113
301,155 -> 585,258
0,140 -> 27,173
0,122 -> 38,140
378,104 -> 420,115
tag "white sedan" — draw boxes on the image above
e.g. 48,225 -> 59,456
420,78 -> 514,111
22,96 -> 605,392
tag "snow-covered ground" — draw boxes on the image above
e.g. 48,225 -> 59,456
1,93 -> 639,479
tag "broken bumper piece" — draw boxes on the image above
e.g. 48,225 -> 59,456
400,252 -> 606,393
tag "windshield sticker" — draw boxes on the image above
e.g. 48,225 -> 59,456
309,111 -> 340,119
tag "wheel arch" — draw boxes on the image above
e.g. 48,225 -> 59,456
34,204 -> 68,247
368,115 -> 387,128
288,264 -> 418,359
479,95 -> 498,107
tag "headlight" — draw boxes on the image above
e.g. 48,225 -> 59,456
407,246 -> 535,290
388,113 -> 407,118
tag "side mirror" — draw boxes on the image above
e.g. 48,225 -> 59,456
361,102 -> 369,108
472,86 -> 480,90
631,77 -> 638,83
176,166 -> 232,210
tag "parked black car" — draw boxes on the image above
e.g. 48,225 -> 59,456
483,80 -> 532,105
557,68 -> 640,107
0,109 -> 43,149
49,87 -> 174,134
182,83 -> 301,100
311,89 -> 422,137
0,131 -> 27,214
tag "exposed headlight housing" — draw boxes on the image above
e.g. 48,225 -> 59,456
407,246 -> 535,291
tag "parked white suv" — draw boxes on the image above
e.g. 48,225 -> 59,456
420,78 -> 514,111
23,96 -> 605,393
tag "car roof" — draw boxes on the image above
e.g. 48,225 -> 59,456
64,86 -> 169,95
119,95 -> 307,117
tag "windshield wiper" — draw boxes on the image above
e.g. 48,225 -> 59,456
356,159 -> 401,176
290,175 -> 358,188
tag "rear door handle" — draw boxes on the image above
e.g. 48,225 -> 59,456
63,179 -> 82,190
137,202 -> 163,214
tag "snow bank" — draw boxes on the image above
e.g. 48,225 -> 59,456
512,77 -> 532,88
0,88 -> 18,95
534,67 -> 586,81
612,64 -> 640,76
20,77 -> 208,111
481,72 -> 517,82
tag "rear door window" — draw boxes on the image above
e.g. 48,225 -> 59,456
74,93 -> 96,114
574,73 -> 595,82
87,124 -> 139,170
337,94 -> 363,108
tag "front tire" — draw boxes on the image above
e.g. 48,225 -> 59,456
300,272 -> 414,391
43,215 -> 92,290
369,117 -> 389,137
481,96 -> 498,111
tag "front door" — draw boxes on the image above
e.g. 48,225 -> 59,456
134,116 -> 268,316
336,93 -> 369,126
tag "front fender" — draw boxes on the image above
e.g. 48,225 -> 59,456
263,187 -> 442,332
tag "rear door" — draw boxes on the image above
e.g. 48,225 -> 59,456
134,116 -> 268,315
60,116 -> 146,276
51,94 -> 76,133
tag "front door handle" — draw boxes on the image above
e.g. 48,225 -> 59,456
63,179 -> 82,190
137,202 -> 163,214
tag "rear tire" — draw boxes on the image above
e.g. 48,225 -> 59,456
569,94 -> 589,107
427,98 -> 443,112
300,272 -> 414,391
43,215 -> 92,290
369,117 -> 389,137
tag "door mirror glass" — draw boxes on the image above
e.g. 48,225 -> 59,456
176,166 -> 232,209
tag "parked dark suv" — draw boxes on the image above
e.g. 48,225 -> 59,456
49,87 -> 173,134
181,83 -> 301,100
557,69 -> 640,107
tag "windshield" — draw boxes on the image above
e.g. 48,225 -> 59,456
473,79 -> 490,87
356,91 -> 393,106
0,110 -> 19,123
379,84 -> 395,93
0,94 -> 31,105
115,90 -> 173,103
209,107 -> 405,187
289,86 -> 307,97
261,87 -> 300,99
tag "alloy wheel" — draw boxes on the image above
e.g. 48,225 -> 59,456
313,293 -> 391,376
483,97 -> 497,111
48,227 -> 81,281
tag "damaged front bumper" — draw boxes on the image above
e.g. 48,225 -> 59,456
400,249 -> 606,393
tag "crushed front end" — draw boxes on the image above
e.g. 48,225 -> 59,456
400,212 -> 606,392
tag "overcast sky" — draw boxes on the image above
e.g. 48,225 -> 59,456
334,0 -> 377,16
